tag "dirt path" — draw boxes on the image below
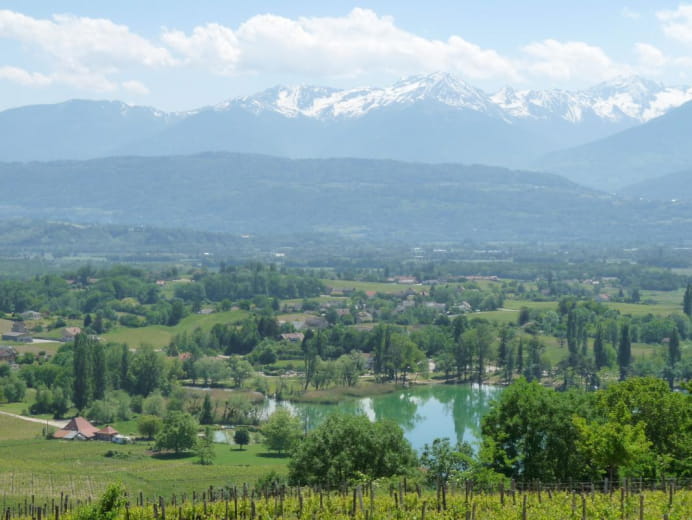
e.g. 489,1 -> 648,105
0,409 -> 67,429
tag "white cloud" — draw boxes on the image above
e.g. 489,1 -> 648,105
0,10 -> 173,92
635,43 -> 668,69
621,7 -> 641,20
162,23 -> 240,74
122,80 -> 150,95
0,65 -> 119,91
162,8 -> 519,82
521,39 -> 629,82
658,4 -> 692,44
0,66 -> 52,86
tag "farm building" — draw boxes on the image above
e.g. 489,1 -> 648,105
53,416 -> 99,440
1,331 -> 32,343
95,425 -> 119,441
0,345 -> 17,363
61,327 -> 82,342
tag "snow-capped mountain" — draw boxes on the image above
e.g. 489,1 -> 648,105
216,72 -> 692,126
220,72 -> 506,120
3,72 -> 692,183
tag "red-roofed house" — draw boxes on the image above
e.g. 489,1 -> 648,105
53,416 -> 99,440
95,425 -> 119,441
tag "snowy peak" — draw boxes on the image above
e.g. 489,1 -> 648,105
492,75 -> 692,124
222,85 -> 341,117
214,72 -> 692,125
218,72 -> 505,120
587,75 -> 692,121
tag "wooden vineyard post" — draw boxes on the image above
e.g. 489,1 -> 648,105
639,494 -> 644,520
522,494 -> 527,520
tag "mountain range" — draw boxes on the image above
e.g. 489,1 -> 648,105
3,72 -> 692,192
1,152 -> 691,244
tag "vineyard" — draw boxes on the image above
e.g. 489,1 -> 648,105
2,482 -> 691,520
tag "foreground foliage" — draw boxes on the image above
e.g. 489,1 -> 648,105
10,483 -> 692,520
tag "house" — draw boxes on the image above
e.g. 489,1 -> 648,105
0,345 -> 17,363
95,425 -> 119,441
357,311 -> 374,323
305,316 -> 328,329
61,327 -> 82,342
20,311 -> 42,321
11,321 -> 27,333
1,332 -> 32,343
53,416 -> 99,440
281,332 -> 305,343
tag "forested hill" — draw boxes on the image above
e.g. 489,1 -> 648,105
1,152 -> 691,244
620,168 -> 692,201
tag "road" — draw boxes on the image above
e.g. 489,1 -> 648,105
0,409 -> 68,429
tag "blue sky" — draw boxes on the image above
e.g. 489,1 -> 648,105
1,1 -> 692,111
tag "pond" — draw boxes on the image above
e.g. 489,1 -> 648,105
261,384 -> 502,453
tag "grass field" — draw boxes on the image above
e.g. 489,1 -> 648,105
0,414 -> 287,502
102,309 -> 249,348
322,279 -> 426,294
0,413 -> 44,440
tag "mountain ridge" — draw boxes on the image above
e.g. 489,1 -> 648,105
3,72 -> 692,186
1,151 -> 691,244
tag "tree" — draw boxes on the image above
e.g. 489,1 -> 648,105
228,356 -> 254,388
481,378 -> 593,482
420,437 -> 474,488
234,428 -> 250,450
668,327 -> 682,366
155,411 -> 198,454
573,416 -> 651,481
72,333 -> 93,410
261,409 -> 302,455
683,283 -> 692,317
137,415 -> 163,440
593,325 -> 608,370
129,346 -> 164,396
200,393 -> 214,425
289,414 -> 417,488
617,323 -> 632,381
523,337 -> 544,382
168,298 -> 186,326
93,342 -> 106,400
196,426 -> 215,465
597,377 -> 692,477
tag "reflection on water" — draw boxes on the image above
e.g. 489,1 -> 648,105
263,384 -> 501,452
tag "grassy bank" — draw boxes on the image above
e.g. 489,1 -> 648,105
290,382 -> 401,404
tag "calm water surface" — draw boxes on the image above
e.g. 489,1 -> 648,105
266,384 -> 502,452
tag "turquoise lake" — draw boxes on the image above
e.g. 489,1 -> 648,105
265,384 -> 502,452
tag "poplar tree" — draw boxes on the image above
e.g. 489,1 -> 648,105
683,283 -> 692,317
72,333 -> 93,410
617,324 -> 631,381
593,325 -> 607,369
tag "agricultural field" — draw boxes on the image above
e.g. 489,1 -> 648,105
102,309 -> 249,349
0,414 -> 287,502
322,279 -> 427,295
4,483 -> 692,520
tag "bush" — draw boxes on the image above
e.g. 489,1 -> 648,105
254,470 -> 287,494
289,414 -> 417,488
